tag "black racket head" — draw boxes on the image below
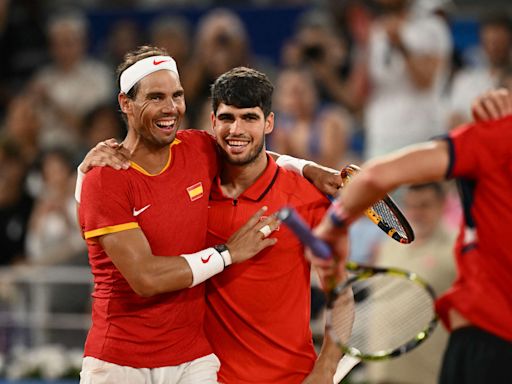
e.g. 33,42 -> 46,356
342,164 -> 415,244
325,266 -> 438,361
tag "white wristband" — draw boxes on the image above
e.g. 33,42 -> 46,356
275,155 -> 315,176
75,167 -> 85,203
181,248 -> 225,287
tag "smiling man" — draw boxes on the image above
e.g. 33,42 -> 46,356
77,47 -> 279,383
204,67 -> 342,384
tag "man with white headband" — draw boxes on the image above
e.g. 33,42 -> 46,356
77,46 -> 281,383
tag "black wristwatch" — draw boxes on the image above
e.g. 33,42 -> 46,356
214,244 -> 231,267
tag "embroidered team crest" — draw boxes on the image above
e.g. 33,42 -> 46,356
187,182 -> 204,201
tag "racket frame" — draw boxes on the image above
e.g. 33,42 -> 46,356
343,164 -> 415,244
326,261 -> 438,361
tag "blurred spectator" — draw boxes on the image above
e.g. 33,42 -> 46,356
365,182 -> 456,384
183,8 -> 257,129
101,19 -> 143,71
281,9 -> 367,112
149,15 -> 192,69
80,103 -> 124,151
271,66 -> 354,169
0,0 -> 48,118
3,94 -> 41,168
448,14 -> 512,129
363,0 -> 452,159
28,11 -> 114,150
25,148 -> 84,265
0,137 -> 33,265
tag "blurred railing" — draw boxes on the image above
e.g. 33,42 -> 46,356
0,266 -> 92,348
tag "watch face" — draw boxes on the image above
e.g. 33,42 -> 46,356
215,244 -> 228,253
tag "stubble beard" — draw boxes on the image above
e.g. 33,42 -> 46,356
221,137 -> 265,166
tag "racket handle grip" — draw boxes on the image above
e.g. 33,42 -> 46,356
277,206 -> 332,259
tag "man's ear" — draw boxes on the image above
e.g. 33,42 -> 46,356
210,111 -> 217,131
264,112 -> 274,135
118,93 -> 132,115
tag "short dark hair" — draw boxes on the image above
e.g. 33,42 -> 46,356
211,67 -> 274,117
480,13 -> 512,34
116,45 -> 169,99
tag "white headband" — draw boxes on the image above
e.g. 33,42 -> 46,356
119,55 -> 179,94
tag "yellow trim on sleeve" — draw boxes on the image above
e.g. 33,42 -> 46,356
130,138 -> 181,176
84,222 -> 139,239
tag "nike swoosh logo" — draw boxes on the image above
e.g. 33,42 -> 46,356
201,254 -> 213,263
133,204 -> 151,217
153,59 -> 170,65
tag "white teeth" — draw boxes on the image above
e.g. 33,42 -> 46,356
227,140 -> 248,146
156,120 -> 175,128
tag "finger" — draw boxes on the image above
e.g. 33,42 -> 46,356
104,138 -> 121,148
92,146 -> 131,169
482,98 -> 501,120
257,224 -> 273,238
496,88 -> 512,116
471,97 -> 490,121
239,206 -> 268,234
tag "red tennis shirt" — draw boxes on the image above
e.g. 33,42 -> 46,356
436,115 -> 512,342
79,130 -> 219,368
205,156 -> 330,384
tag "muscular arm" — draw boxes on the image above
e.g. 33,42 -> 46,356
99,228 -> 193,296
339,140 -> 449,220
92,207 -> 278,297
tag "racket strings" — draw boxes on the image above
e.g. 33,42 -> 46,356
329,275 -> 435,357
371,200 -> 408,238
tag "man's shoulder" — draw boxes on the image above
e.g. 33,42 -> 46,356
84,166 -> 129,188
177,129 -> 215,143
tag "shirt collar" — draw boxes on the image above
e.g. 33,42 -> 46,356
211,154 -> 279,202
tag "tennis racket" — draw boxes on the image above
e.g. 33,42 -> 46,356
339,164 -> 415,244
278,207 -> 438,370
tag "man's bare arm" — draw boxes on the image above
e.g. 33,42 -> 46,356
98,207 -> 278,297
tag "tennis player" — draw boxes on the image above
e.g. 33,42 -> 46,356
204,67 -> 342,384
312,90 -> 512,382
78,46 -> 281,383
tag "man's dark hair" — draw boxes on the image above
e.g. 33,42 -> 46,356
481,13 -> 512,34
116,45 -> 170,99
211,67 -> 274,117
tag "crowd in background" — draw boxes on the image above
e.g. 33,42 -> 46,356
0,0 -> 511,381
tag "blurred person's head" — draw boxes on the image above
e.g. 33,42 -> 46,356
82,104 -> 124,149
284,10 -> 348,75
402,183 -> 446,241
149,15 -> 191,68
371,0 -> 412,15
47,12 -> 89,71
480,14 -> 512,69
274,67 -> 318,120
195,8 -> 250,78
5,94 -> 40,145
210,67 -> 274,166
106,19 -> 142,67
39,147 -> 74,192
0,137 -> 27,206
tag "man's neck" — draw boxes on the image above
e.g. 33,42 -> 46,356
220,153 -> 268,199
123,131 -> 171,175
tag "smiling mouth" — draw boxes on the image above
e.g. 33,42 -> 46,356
226,139 -> 250,153
155,119 -> 176,131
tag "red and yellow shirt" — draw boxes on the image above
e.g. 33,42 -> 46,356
205,156 -> 330,383
79,130 -> 219,368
